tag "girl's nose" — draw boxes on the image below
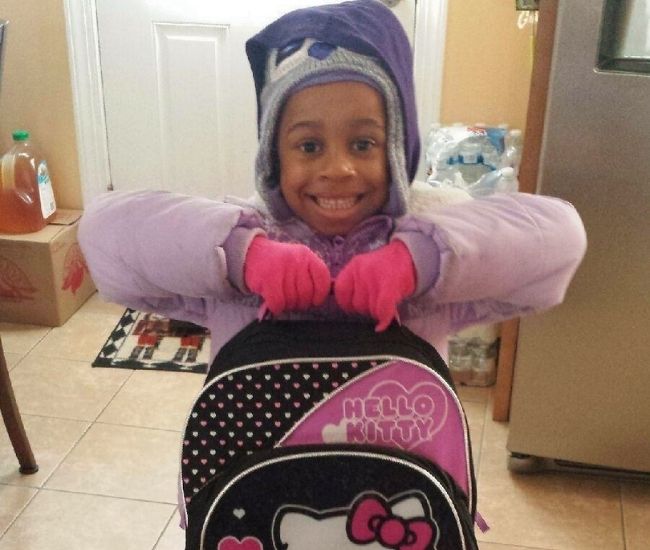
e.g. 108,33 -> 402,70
320,146 -> 356,180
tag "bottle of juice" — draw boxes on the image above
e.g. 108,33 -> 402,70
0,130 -> 57,233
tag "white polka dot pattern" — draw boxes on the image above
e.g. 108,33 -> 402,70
181,359 -> 378,502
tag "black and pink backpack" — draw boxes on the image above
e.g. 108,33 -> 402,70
179,320 -> 481,550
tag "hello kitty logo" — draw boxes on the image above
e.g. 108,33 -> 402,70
328,380 -> 449,451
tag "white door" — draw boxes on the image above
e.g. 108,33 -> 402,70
96,0 -> 416,200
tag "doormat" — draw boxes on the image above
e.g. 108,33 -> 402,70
92,308 -> 210,374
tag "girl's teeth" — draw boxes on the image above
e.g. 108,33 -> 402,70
316,197 -> 357,210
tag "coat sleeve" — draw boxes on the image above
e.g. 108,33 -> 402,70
78,190 -> 263,325
393,192 -> 587,331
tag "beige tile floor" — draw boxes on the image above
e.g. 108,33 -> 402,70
1,293 -> 649,549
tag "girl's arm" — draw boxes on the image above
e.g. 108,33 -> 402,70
394,192 -> 587,330
78,190 -> 263,324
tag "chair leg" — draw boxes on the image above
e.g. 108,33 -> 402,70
0,337 -> 38,474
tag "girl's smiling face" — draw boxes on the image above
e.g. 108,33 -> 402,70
277,81 -> 389,236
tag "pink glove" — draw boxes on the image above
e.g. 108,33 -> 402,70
244,236 -> 331,316
334,240 -> 416,332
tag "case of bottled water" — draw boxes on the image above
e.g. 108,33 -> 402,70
424,123 -> 523,386
424,123 -> 522,198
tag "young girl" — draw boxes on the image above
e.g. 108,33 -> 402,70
78,0 -> 586,363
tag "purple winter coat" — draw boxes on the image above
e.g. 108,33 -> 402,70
78,189 -> 586,361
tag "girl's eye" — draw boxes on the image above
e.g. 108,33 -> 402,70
353,139 -> 375,152
299,141 -> 321,154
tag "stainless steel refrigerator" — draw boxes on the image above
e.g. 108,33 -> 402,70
507,0 -> 650,475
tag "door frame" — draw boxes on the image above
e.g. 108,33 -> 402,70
63,0 -> 449,205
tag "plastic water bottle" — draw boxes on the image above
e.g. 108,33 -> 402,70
429,156 -> 456,185
424,123 -> 441,176
504,129 -> 523,175
449,325 -> 500,387
458,142 -> 490,183
495,167 -> 518,193
468,337 -> 498,387
448,336 -> 473,385
469,166 -> 520,197
0,130 -> 57,233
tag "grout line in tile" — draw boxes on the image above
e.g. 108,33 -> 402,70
39,421 -> 95,489
151,505 -> 182,550
619,482 -> 627,550
12,354 -> 111,366
6,354 -> 27,373
475,389 -> 492,483
8,354 -> 134,424
39,419 -> 182,491
13,411 -> 96,424
21,412 -> 94,423
0,486 -> 40,540
464,386 -> 489,406
35,328 -> 54,350
5,366 -> 18,379
461,399 -> 489,408
1,327 -> 53,357
90,367 -> 137,422
37,486 -> 177,506
91,420 -> 182,434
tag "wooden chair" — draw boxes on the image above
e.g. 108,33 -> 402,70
0,335 -> 38,474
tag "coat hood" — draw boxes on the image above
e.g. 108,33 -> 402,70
245,0 -> 420,221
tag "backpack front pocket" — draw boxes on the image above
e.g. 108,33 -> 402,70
186,445 -> 477,550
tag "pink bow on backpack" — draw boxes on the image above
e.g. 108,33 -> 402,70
347,494 -> 435,550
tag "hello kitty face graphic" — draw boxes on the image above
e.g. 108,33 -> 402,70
273,491 -> 439,550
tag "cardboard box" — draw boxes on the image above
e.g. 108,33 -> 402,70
0,209 -> 96,326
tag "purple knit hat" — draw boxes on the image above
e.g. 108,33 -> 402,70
245,0 -> 420,220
